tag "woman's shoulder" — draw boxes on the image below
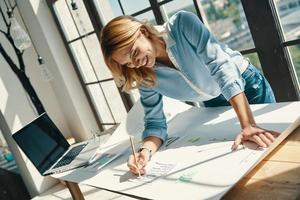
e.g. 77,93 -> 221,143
164,10 -> 202,33
167,10 -> 197,25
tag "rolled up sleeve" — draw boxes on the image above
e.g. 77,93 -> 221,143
139,87 -> 168,144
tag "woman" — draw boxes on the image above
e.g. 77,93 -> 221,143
100,11 -> 279,175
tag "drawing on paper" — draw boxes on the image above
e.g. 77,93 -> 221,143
188,136 -> 201,143
209,138 -> 229,142
128,162 -> 176,183
178,170 -> 198,183
165,136 -> 180,147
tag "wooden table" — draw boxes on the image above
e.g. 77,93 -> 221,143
223,125 -> 300,200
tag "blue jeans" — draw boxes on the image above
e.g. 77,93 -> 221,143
203,64 -> 276,107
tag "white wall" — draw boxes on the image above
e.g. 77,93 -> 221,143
0,2 -> 62,197
21,0 -> 99,141
0,0 -> 99,197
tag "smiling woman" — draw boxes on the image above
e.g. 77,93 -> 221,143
99,11 -> 279,176
112,32 -> 153,69
100,15 -> 167,91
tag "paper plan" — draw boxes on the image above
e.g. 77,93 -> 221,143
84,153 -> 120,172
54,100 -> 300,200
128,162 -> 177,184
83,140 -> 130,172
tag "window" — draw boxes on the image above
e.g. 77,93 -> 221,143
275,1 -> 300,41
243,53 -> 262,70
134,11 -> 156,25
116,0 -> 151,15
108,0 -> 157,24
47,0 -> 300,123
49,0 -> 128,130
274,0 -> 300,94
99,0 -> 300,100
279,5 -> 288,11
159,0 -> 198,18
289,45 -> 300,81
201,0 -> 254,51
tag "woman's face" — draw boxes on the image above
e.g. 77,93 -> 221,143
112,28 -> 156,69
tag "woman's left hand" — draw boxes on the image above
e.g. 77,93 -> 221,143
232,125 -> 280,150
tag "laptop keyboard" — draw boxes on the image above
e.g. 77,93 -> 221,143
53,144 -> 86,169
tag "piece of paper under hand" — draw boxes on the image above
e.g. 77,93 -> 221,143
84,141 -> 130,172
83,152 -> 125,173
129,162 -> 176,183
165,136 -> 180,147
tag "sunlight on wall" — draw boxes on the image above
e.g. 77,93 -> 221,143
0,78 -> 8,112
12,114 -> 22,133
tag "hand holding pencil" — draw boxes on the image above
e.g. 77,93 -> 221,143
128,136 -> 148,176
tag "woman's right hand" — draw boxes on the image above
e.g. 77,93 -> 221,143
127,151 -> 150,175
128,136 -> 161,175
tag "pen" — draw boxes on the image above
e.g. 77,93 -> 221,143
129,136 -> 141,177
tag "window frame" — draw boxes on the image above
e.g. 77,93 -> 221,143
46,0 -> 133,131
240,0 -> 300,101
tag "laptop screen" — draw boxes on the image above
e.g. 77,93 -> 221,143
13,113 -> 70,174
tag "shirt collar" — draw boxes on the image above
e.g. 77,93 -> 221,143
161,24 -> 176,49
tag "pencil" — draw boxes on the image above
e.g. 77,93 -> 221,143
129,136 -> 141,177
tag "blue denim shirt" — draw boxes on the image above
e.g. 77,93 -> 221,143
140,11 -> 247,143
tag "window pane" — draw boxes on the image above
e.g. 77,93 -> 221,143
103,125 -> 114,130
87,84 -> 114,124
101,81 -> 127,122
202,0 -> 254,51
107,0 -> 124,16
82,34 -> 113,80
66,0 -> 94,36
53,0 -> 79,41
69,40 -> 98,83
243,53 -> 262,71
160,0 -> 198,18
108,0 -> 151,16
114,0 -> 150,15
289,45 -> 300,85
134,10 -> 156,25
274,0 -> 300,41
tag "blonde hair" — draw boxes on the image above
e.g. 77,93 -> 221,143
100,16 -> 163,92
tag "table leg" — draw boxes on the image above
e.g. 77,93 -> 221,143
64,181 -> 85,200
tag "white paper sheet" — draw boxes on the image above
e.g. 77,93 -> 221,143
128,162 -> 177,184
54,99 -> 300,200
82,140 -> 130,172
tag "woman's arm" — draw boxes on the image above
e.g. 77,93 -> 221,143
229,92 -> 279,150
127,87 -> 166,175
229,92 -> 256,128
142,136 -> 162,154
127,136 -> 162,175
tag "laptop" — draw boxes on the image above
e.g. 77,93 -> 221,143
12,113 -> 101,176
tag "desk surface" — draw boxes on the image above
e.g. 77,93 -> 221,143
61,126 -> 300,200
56,100 -> 300,200
224,125 -> 300,200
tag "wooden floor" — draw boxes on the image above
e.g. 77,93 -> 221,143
223,126 -> 300,200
